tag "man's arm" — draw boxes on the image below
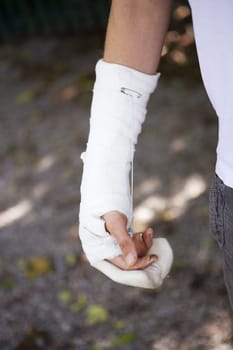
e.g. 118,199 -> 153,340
102,0 -> 173,269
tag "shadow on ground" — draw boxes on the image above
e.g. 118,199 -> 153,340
0,30 -> 233,350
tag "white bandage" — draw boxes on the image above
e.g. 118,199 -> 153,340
92,238 -> 173,289
79,59 -> 160,265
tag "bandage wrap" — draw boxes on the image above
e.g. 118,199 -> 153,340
79,59 -> 160,264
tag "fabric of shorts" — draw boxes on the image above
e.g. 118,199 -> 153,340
209,173 -> 233,309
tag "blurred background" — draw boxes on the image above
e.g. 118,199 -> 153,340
0,1 -> 233,349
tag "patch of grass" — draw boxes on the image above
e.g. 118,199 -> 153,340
112,332 -> 136,346
18,256 -> 53,279
0,277 -> 16,291
58,289 -> 73,304
86,304 -> 109,325
70,293 -> 87,312
112,320 -> 125,329
65,253 -> 77,267
16,89 -> 38,104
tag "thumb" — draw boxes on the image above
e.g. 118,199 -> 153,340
102,211 -> 137,267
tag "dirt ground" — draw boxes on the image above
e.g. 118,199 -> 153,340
0,37 -> 233,350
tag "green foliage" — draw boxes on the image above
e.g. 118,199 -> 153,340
18,256 -> 53,279
16,89 -> 37,104
86,304 -> 109,325
112,320 -> 125,329
65,253 -> 77,267
58,289 -> 73,304
70,293 -> 87,312
0,277 -> 16,291
112,332 -> 136,346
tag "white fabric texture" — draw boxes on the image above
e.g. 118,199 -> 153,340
79,58 -> 160,264
188,0 -> 233,189
92,238 -> 173,289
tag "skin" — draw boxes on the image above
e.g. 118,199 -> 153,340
102,211 -> 158,270
104,0 -> 173,74
102,0 -> 173,270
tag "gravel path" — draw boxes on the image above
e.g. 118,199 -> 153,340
0,38 -> 232,350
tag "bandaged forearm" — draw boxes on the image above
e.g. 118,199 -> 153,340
79,59 -> 160,264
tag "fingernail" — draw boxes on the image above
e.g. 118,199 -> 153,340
126,253 -> 136,266
150,254 -> 158,263
148,228 -> 153,235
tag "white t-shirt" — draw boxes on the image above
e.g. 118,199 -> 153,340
189,0 -> 233,188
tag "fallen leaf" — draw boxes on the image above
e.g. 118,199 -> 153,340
58,289 -> 72,304
112,332 -> 136,346
86,304 -> 109,325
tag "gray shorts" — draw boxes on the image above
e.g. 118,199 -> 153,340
209,174 -> 233,310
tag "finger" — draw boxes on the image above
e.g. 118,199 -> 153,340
143,227 -> 154,249
132,254 -> 158,270
102,211 -> 137,267
133,227 -> 154,257
107,253 -> 158,271
117,233 -> 138,267
133,232 -> 148,257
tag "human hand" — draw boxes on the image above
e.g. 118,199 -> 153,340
101,211 -> 158,270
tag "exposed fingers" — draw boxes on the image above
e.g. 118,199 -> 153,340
107,253 -> 158,271
133,227 -> 154,257
106,255 -> 128,270
133,232 -> 148,257
102,212 -> 157,269
143,227 -> 154,249
102,210 -> 127,237
102,210 -> 137,266
132,254 -> 158,270
117,234 -> 138,266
